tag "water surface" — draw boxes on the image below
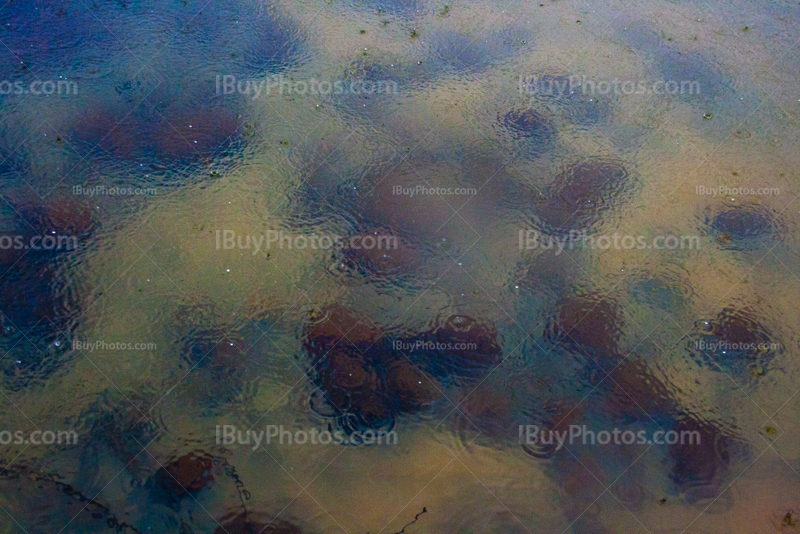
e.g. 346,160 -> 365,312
1,1 -> 799,533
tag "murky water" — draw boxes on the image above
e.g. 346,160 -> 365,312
1,0 -> 799,533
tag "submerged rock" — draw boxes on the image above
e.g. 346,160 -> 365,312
668,416 -> 742,500
410,314 -> 504,381
603,358 -> 676,424
336,226 -> 423,286
709,203 -> 778,248
155,105 -> 243,163
0,196 -> 94,385
303,305 -> 439,434
429,30 -> 497,73
497,108 -> 557,157
500,108 -> 556,141
70,98 -> 243,171
303,305 -> 503,432
153,451 -> 215,498
692,305 -> 777,376
358,165 -> 459,240
545,292 -> 625,369
534,158 -> 631,234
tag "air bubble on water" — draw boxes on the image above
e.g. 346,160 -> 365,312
54,341 -> 61,347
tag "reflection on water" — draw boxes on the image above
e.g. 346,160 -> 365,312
1,0 -> 800,532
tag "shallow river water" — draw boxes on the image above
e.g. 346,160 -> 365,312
1,0 -> 799,533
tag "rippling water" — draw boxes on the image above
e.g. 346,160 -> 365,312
1,0 -> 799,533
